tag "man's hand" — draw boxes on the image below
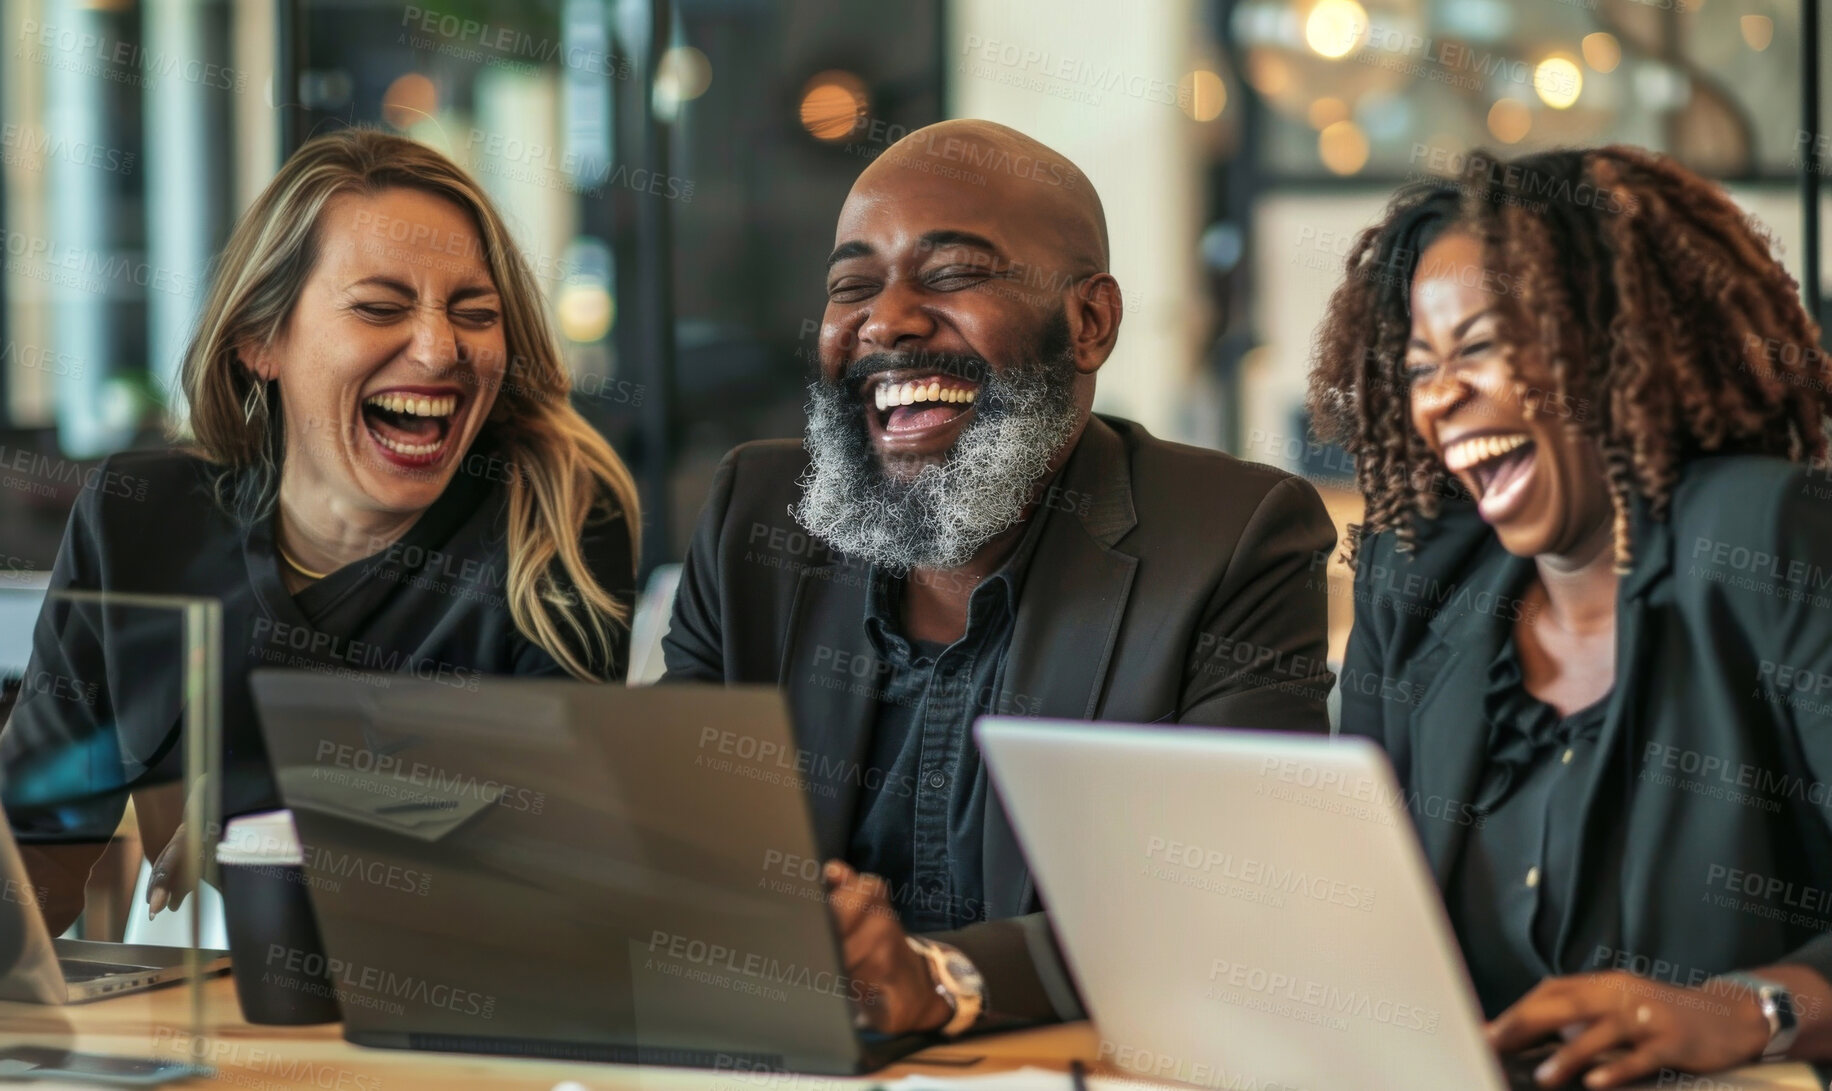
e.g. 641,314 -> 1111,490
1488,972 -> 1771,1088
824,860 -> 952,1035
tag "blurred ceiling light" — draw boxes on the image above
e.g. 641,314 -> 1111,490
1245,48 -> 1293,96
1318,120 -> 1369,175
655,46 -> 713,109
558,283 -> 614,344
1581,32 -> 1621,73
1307,96 -> 1349,129
1487,98 -> 1531,143
1740,15 -> 1775,51
1533,55 -> 1582,110
1304,0 -> 1369,60
799,71 -> 868,142
381,73 -> 438,130
1180,69 -> 1229,122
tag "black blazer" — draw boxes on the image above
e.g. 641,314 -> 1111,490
662,414 -> 1337,1024
3,448 -> 634,835
1340,455 -> 1832,999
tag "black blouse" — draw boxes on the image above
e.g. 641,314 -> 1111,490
1447,635 -> 1611,1018
0,446 -> 634,842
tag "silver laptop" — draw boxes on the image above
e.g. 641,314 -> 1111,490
976,718 -> 1571,1091
0,814 -> 229,1004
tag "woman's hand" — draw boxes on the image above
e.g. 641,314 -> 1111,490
1488,971 -> 1770,1088
145,821 -> 201,918
823,860 -> 952,1035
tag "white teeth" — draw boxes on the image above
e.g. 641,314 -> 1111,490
869,378 -> 982,412
363,393 -> 457,417
1443,433 -> 1530,473
369,430 -> 444,458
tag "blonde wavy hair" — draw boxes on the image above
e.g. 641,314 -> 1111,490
180,128 -> 640,680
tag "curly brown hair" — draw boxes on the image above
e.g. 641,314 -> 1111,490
1307,145 -> 1832,569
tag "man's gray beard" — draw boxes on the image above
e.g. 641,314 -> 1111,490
792,354 -> 1081,572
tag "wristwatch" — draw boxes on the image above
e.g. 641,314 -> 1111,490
1713,973 -> 1799,1062
905,936 -> 986,1037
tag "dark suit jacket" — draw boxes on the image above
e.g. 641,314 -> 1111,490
662,414 -> 1336,1025
1340,455 -> 1832,1000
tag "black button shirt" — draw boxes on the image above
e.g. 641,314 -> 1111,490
1448,634 -> 1611,1018
846,515 -> 1049,934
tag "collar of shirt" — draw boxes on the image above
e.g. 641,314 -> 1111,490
861,498 -> 1055,665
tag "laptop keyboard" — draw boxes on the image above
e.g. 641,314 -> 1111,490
57,959 -> 159,984
1500,1046 -> 1584,1091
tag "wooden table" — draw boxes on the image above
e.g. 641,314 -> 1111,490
0,975 -> 1098,1089
2,976 -> 1822,1090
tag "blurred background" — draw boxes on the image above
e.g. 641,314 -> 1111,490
0,0 -> 1822,677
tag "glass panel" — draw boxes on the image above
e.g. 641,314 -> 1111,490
0,591 -> 217,1063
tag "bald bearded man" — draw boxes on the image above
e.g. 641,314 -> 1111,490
662,120 -> 1335,1036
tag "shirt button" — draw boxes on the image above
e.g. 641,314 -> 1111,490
1525,866 -> 1541,889
927,771 -> 947,789
1561,748 -> 1574,765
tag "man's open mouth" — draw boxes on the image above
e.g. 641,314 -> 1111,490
360,389 -> 461,467
865,373 -> 980,436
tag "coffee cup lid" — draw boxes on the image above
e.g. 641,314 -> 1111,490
216,810 -> 303,866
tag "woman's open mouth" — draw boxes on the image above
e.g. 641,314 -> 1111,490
1443,431 -> 1538,523
864,373 -> 980,448
360,389 -> 461,469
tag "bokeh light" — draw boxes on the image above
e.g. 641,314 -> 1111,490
1180,69 -> 1228,122
381,73 -> 438,130
799,71 -> 868,142
1741,15 -> 1774,51
1307,96 -> 1349,129
656,46 -> 713,107
1534,55 -> 1582,110
558,283 -> 614,344
1304,0 -> 1369,60
1487,98 -> 1532,143
1318,120 -> 1369,175
1245,48 -> 1293,96
1581,32 -> 1621,73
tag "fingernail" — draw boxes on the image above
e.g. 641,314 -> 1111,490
1535,1060 -> 1558,1085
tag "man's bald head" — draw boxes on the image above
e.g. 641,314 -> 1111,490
851,119 -> 1109,278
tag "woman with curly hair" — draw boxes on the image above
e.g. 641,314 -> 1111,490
1310,145 -> 1832,1087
